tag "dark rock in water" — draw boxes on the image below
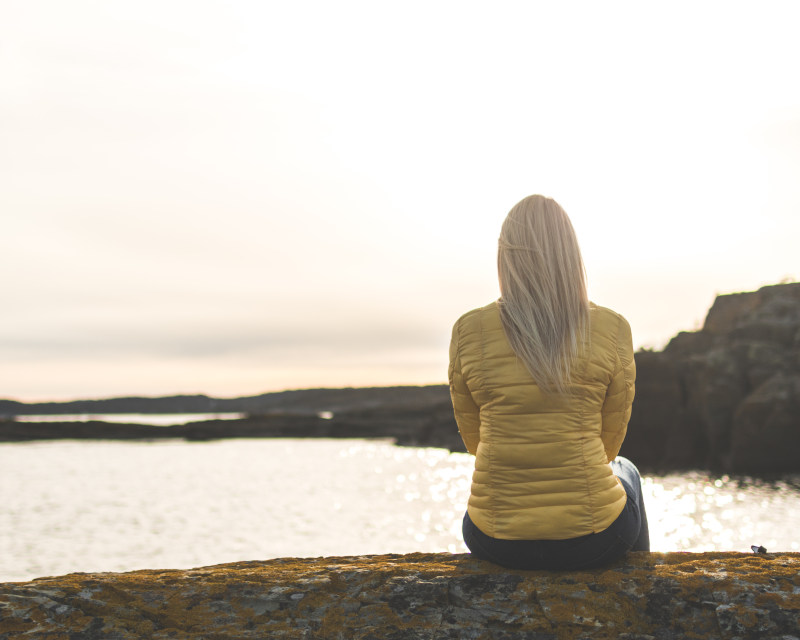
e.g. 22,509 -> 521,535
1,552 -> 798,639
622,282 -> 800,473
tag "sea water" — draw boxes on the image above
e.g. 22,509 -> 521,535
1,439 -> 798,583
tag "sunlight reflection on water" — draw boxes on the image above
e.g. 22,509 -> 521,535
1,439 -> 798,582
643,473 -> 800,553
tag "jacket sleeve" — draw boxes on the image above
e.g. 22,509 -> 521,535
448,319 -> 480,456
600,314 -> 636,462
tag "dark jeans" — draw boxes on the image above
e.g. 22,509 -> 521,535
462,456 -> 650,570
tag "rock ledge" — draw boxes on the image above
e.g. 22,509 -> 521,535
1,552 -> 799,639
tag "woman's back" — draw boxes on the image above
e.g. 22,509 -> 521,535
449,300 -> 635,540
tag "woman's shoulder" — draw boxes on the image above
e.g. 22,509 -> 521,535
452,302 -> 502,342
589,303 -> 633,347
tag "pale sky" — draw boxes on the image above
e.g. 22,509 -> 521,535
2,1 -> 798,401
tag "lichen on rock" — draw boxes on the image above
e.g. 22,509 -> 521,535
1,552 -> 799,639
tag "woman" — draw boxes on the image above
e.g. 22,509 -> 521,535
448,195 -> 649,570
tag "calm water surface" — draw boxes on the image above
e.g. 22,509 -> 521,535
1,439 -> 798,582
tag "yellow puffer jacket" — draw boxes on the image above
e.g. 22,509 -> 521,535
448,301 -> 635,540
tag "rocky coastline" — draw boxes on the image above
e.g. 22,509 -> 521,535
2,282 -> 798,474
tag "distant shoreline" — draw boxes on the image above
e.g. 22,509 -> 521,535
0,384 -> 450,417
0,390 -> 465,452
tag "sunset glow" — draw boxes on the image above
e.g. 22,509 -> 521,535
2,1 -> 798,400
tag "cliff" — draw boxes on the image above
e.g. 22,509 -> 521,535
622,282 -> 800,473
1,552 -> 798,639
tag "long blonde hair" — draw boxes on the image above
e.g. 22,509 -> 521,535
497,195 -> 589,394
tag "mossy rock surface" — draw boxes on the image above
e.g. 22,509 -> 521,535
1,552 -> 799,639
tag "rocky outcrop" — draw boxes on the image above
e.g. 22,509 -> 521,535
1,552 -> 798,639
622,282 -> 800,473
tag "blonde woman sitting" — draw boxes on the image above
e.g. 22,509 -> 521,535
449,195 -> 649,570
